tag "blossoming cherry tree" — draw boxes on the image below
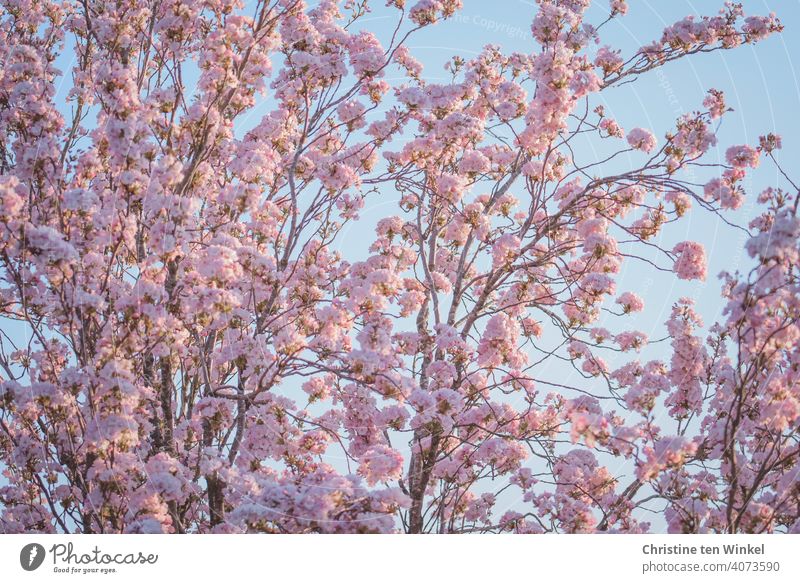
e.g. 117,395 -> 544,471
0,0 -> 796,534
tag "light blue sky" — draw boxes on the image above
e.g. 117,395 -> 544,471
335,1 -> 800,528
9,1 -> 799,531
47,0 -> 798,346
343,0 -> 800,369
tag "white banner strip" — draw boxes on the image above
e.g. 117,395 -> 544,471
1,534 -> 798,582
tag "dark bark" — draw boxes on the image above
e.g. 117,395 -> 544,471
204,420 -> 226,528
407,428 -> 440,534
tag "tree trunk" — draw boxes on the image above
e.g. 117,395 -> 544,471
407,428 -> 440,534
204,420 -> 225,528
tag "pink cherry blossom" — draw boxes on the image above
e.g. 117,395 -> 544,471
726,144 -> 760,168
672,241 -> 707,280
616,292 -> 645,313
627,127 -> 658,153
703,88 -> 727,118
